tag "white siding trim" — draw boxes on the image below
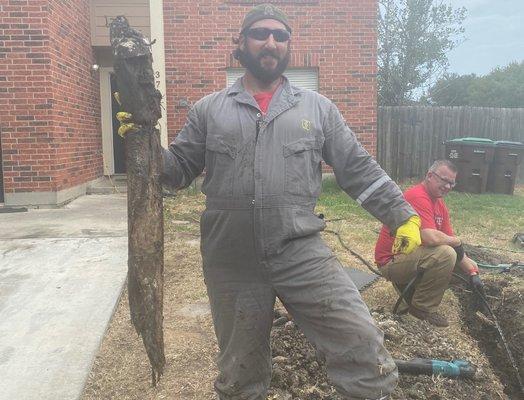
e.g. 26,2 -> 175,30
149,0 -> 168,147
90,0 -> 150,46
99,67 -> 115,175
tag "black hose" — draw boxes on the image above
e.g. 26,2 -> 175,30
392,270 -> 425,314
323,229 -> 381,275
452,272 -> 524,395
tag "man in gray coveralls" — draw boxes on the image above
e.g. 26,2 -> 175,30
119,4 -> 421,400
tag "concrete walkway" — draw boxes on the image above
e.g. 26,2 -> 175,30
0,194 -> 128,400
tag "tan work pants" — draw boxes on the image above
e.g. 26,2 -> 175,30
379,245 -> 456,313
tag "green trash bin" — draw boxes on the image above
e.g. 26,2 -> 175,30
487,140 -> 524,195
445,137 -> 495,193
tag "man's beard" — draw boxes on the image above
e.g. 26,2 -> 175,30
234,47 -> 290,84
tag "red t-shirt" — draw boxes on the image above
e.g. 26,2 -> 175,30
374,183 -> 454,266
253,91 -> 274,114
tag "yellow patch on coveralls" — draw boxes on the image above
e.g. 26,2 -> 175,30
301,119 -> 312,132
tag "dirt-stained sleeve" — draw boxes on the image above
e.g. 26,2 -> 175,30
161,102 -> 207,189
321,101 -> 416,231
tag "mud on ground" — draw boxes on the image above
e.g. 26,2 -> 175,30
456,245 -> 524,399
269,246 -> 524,400
83,194 -> 523,400
267,244 -> 524,399
267,288 -> 508,400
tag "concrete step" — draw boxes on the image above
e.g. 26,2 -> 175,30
87,175 -> 127,194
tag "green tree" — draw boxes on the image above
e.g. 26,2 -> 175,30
469,62 -> 524,107
428,61 -> 524,107
378,0 -> 466,105
427,73 -> 477,106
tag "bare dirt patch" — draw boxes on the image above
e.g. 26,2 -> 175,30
267,279 -> 509,400
82,193 -> 522,399
454,245 -> 524,399
83,192 -> 217,400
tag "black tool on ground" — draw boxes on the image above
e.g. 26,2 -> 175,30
342,267 -> 380,292
395,358 -> 476,379
324,228 -> 381,276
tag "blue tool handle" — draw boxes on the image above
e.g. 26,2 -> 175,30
431,359 -> 476,379
395,359 -> 476,379
431,360 -> 460,376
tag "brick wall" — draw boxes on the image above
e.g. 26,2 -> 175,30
163,0 -> 377,155
0,0 -> 102,196
0,0 -> 377,197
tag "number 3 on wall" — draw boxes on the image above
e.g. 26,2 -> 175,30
155,71 -> 161,88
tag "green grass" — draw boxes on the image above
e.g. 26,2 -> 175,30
445,190 -> 524,239
317,177 -> 375,221
318,176 -> 524,251
168,176 -> 524,252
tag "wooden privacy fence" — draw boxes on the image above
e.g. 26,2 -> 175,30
377,106 -> 524,183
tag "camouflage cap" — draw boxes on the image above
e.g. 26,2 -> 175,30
241,4 -> 292,33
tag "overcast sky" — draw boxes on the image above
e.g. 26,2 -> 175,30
446,0 -> 524,76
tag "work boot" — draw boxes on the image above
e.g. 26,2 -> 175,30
408,306 -> 449,327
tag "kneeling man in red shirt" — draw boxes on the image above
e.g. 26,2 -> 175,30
374,160 -> 483,327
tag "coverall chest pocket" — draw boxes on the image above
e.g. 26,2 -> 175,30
204,137 -> 237,197
283,137 -> 324,197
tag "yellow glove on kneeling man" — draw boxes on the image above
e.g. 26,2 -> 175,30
392,215 -> 421,255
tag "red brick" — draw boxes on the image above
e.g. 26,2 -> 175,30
1,0 -> 377,196
163,0 -> 377,157
0,0 -> 102,194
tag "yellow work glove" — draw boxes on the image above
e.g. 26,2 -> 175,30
392,215 -> 422,255
113,92 -> 142,137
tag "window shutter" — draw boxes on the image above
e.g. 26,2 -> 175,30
227,68 -> 318,91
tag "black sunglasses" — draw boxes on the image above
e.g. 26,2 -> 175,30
245,27 -> 291,43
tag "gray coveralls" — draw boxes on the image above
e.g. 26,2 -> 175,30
163,77 -> 415,399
